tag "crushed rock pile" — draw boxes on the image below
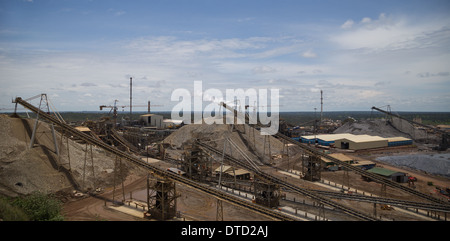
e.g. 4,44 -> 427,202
0,114 -> 145,198
164,121 -> 298,165
333,118 -> 431,140
376,153 -> 450,177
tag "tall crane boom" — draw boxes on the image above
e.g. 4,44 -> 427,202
371,106 -> 449,151
371,106 -> 446,134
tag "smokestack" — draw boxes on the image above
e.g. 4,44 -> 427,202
148,101 -> 151,113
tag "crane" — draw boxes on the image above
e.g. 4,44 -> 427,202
100,99 -> 120,128
118,101 -> 163,114
100,100 -> 163,125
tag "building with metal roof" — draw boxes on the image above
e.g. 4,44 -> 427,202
334,135 -> 388,150
140,114 -> 164,128
214,165 -> 251,180
298,133 -> 413,150
386,137 -> 413,147
365,167 -> 408,183
320,153 -> 375,170
300,133 -> 357,146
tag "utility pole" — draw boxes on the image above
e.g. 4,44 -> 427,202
130,77 -> 132,121
320,90 -> 323,124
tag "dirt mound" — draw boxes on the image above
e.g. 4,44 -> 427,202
334,118 -> 438,143
376,153 -> 450,177
0,114 -> 145,198
164,122 -> 295,165
334,119 -> 412,138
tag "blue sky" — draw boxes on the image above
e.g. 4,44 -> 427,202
1,0 -> 449,112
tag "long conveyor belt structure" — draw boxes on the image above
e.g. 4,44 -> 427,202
310,190 -> 450,213
220,102 -> 450,207
196,141 -> 379,221
14,97 -> 297,221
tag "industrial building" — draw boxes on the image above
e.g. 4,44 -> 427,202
321,153 -> 354,171
321,153 -> 375,171
365,167 -> 408,183
386,137 -> 414,147
298,133 -> 413,150
140,114 -> 164,128
214,165 -> 251,180
335,135 -> 388,150
300,133 -> 356,146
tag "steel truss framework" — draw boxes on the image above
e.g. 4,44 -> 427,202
182,141 -> 212,181
253,178 -> 280,208
146,176 -> 178,220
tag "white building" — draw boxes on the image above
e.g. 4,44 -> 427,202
140,114 -> 164,128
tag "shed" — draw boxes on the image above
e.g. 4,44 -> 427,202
352,160 -> 376,170
321,153 -> 355,167
214,165 -> 251,180
335,135 -> 388,150
140,114 -> 164,128
75,126 -> 91,133
366,167 -> 408,183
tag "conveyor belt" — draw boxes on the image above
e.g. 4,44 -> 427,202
312,190 -> 450,213
220,102 -> 450,207
197,141 -> 379,221
14,97 -> 296,221
110,128 -> 139,153
274,132 -> 450,206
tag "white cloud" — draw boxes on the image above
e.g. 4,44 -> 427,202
357,90 -> 383,99
333,13 -> 450,52
2,12 -> 449,112
341,19 -> 354,29
302,49 -> 317,58
361,17 -> 371,24
252,65 -> 276,74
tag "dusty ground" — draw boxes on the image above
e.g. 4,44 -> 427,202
2,114 -> 449,221
62,171 -> 272,221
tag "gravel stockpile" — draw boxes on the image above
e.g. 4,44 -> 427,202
334,119 -> 411,138
376,153 -> 450,177
164,119 -> 295,165
0,114 -> 145,197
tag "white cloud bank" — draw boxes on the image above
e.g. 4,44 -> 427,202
1,13 -> 449,112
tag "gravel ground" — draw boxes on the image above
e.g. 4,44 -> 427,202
376,153 -> 450,177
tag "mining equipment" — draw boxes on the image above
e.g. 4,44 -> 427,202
145,176 -> 178,220
100,99 -> 119,128
372,105 -> 449,151
301,152 -> 322,181
181,140 -> 212,182
253,178 -> 281,208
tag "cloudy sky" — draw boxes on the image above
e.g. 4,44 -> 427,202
1,0 -> 449,112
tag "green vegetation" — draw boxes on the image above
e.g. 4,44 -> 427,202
0,192 -> 64,221
0,197 -> 30,221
